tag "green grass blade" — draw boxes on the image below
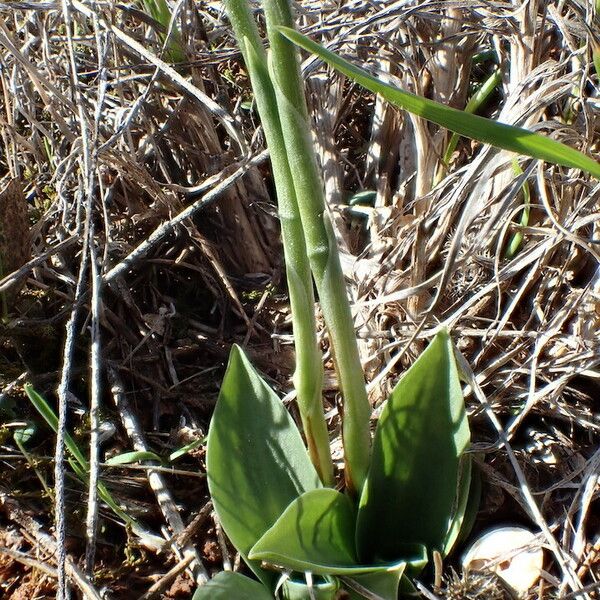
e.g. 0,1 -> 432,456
505,159 -> 531,258
25,384 -> 137,526
168,436 -> 205,462
138,0 -> 185,63
25,383 -> 88,470
140,0 -> 171,25
279,27 -> 600,179
105,451 -> 164,466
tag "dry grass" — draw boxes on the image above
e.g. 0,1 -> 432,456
0,1 -> 599,598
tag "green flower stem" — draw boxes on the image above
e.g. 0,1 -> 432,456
0,256 -> 8,322
224,0 -> 334,487
504,159 -> 530,259
262,0 -> 371,495
436,68 -> 502,184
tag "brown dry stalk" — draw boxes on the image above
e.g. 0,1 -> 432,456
0,178 -> 30,305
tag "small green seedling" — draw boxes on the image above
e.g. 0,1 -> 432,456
25,384 -> 137,525
196,2 -> 600,598
105,435 -> 206,465
13,421 -> 53,497
24,384 -> 164,548
138,0 -> 185,63
435,66 -> 502,184
505,159 -> 531,259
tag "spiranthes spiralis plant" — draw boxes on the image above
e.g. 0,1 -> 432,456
195,2 -> 600,599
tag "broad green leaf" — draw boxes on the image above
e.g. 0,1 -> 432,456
105,451 -> 164,466
356,330 -> 471,563
250,488 -> 356,574
343,560 -> 414,600
278,27 -> 600,180
250,488 -> 413,579
398,575 -> 421,597
13,422 -> 36,445
206,345 -> 320,587
191,571 -> 272,600
281,575 -> 339,600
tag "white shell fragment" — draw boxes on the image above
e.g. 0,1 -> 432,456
462,526 -> 544,594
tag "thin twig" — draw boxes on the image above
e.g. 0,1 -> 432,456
0,492 -> 104,600
54,221 -> 90,600
107,366 -> 209,586
0,546 -> 58,577
0,237 -> 78,294
136,554 -> 195,600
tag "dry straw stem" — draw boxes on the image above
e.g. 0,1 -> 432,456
108,367 -> 208,585
0,178 -> 30,309
70,0 -> 246,153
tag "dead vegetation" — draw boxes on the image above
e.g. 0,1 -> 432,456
0,0 -> 599,598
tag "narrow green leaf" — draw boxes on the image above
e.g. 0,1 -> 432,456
24,384 -> 88,470
505,159 -> 531,259
140,0 -> 171,27
437,67 -> 501,182
594,51 -> 600,80
356,330 -> 471,563
441,453 -> 472,556
68,456 -> 88,480
278,27 -> 600,179
191,571 -> 272,600
138,0 -> 185,63
455,461 -> 482,547
348,190 -> 376,207
206,345 -> 321,587
105,451 -> 163,466
168,436 -> 205,462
